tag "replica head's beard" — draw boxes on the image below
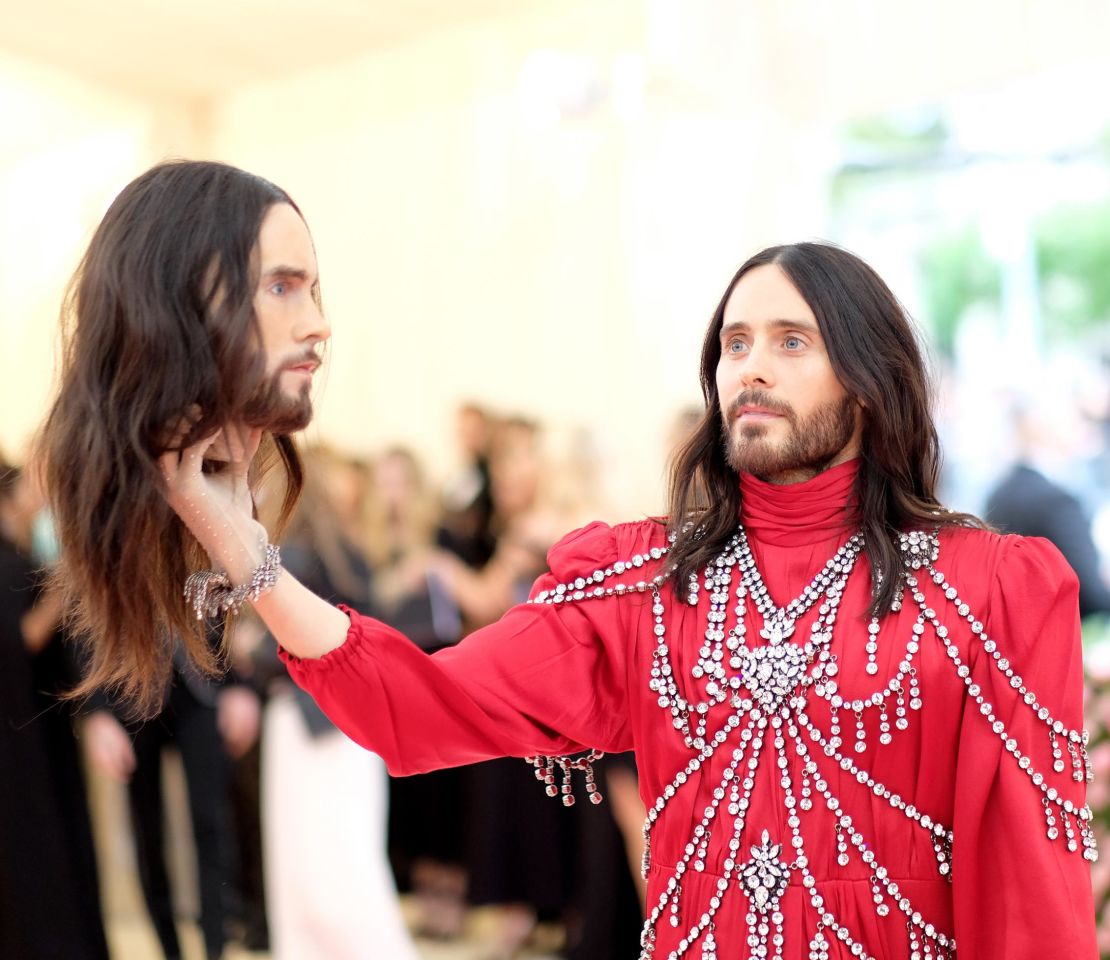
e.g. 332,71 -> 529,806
240,359 -> 315,435
721,389 -> 858,482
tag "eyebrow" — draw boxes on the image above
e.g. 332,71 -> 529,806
261,265 -> 318,286
719,317 -> 820,339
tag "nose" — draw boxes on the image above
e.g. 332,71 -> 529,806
739,338 -> 774,389
296,297 -> 331,347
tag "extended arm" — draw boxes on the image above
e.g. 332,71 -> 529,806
158,424 -> 634,773
280,590 -> 633,775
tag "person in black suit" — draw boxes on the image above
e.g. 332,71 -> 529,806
985,400 -> 1110,619
84,637 -> 260,960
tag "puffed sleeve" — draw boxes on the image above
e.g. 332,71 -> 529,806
950,534 -> 1097,958
279,521 -> 636,775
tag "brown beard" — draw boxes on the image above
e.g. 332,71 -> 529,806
721,389 -> 857,483
241,369 -> 314,435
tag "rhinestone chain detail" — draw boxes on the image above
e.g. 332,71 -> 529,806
526,527 -> 1095,959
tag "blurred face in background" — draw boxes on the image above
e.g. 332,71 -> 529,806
320,458 -> 366,529
374,450 -> 422,514
715,264 -> 861,483
456,405 -> 491,461
490,422 -> 541,518
0,469 -> 42,551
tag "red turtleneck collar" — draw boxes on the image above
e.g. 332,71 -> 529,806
739,458 -> 860,547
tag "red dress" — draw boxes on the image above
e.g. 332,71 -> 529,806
282,460 -> 1097,959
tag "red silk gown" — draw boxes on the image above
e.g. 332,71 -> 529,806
282,460 -> 1097,959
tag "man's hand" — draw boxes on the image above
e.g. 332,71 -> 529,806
158,412 -> 267,583
83,710 -> 137,784
155,412 -> 352,663
218,686 -> 262,759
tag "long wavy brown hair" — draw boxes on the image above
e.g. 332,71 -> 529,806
666,241 -> 984,616
40,160 -> 306,716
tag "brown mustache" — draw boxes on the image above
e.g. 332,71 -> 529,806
725,389 -> 795,422
280,349 -> 321,371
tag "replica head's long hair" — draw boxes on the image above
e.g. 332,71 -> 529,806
40,160 -> 306,717
666,241 -> 984,616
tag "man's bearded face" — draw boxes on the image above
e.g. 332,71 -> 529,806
241,355 -> 316,435
714,264 -> 862,484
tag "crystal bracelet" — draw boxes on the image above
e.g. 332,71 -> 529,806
184,543 -> 282,620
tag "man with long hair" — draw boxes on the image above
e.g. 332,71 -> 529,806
44,173 -> 1094,958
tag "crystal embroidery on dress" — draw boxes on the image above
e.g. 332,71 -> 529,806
527,527 -> 1096,959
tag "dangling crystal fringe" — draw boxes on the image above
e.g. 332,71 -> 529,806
527,750 -> 605,807
700,924 -> 717,960
808,925 -> 830,960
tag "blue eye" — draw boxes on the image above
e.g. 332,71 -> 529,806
271,282 -> 286,296
726,339 -> 746,354
784,336 -> 802,349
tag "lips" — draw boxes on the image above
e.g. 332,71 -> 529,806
284,360 -> 320,374
737,405 -> 782,419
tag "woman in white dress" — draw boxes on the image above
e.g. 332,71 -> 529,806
253,446 -> 420,960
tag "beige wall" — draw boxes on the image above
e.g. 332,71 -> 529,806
209,1 -> 831,514
3,0 -> 1110,513
0,50 -> 209,462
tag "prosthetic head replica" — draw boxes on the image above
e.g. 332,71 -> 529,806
666,241 -> 983,615
41,160 -> 320,715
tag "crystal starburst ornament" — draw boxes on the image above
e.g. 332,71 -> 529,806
740,830 -> 791,913
739,831 -> 792,959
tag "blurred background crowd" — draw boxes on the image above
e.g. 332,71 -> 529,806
0,405 -> 676,960
2,1 -> 1110,958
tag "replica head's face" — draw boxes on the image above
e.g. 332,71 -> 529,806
715,264 -> 862,483
59,160 -> 333,454
239,202 -> 329,434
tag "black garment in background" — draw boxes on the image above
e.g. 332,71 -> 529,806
464,576 -> 576,922
124,676 -> 234,960
389,764 -> 469,890
389,462 -> 493,888
985,463 -> 1110,618
386,457 -> 494,887
89,633 -> 238,960
381,572 -> 467,888
564,754 -> 643,960
0,540 -> 110,960
227,734 -> 269,951
385,551 -> 470,889
465,756 -> 575,919
436,455 -> 497,570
